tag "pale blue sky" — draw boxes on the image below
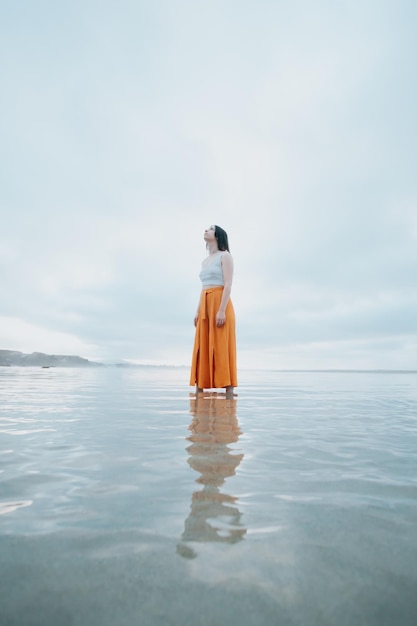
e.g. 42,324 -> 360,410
1,0 -> 416,369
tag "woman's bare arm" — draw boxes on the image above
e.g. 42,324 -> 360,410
216,253 -> 233,326
194,303 -> 200,327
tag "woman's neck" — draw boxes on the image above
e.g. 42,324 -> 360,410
207,244 -> 220,255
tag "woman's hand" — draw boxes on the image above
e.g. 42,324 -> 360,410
216,310 -> 226,327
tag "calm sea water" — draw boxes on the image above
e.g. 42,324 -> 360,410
1,366 -> 416,626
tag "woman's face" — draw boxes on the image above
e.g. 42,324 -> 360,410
203,225 -> 216,243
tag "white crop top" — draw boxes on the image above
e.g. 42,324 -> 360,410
199,253 -> 224,287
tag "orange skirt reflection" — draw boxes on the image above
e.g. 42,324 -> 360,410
190,287 -> 238,389
177,395 -> 246,556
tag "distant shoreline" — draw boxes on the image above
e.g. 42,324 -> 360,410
0,350 -> 188,369
0,350 -> 415,373
0,349 -> 101,368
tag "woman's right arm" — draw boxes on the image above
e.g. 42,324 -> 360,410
194,303 -> 200,327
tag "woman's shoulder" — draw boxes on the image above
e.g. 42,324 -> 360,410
220,250 -> 233,264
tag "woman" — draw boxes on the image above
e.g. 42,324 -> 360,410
190,225 -> 237,398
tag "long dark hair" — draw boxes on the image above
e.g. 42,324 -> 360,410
215,225 -> 230,252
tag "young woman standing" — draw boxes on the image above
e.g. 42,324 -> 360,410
190,225 -> 237,398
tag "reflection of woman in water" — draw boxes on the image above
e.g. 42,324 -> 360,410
190,225 -> 237,398
177,395 -> 246,558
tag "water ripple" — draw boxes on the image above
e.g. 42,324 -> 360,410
1,367 -> 417,625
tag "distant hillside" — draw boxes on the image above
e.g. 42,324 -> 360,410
0,350 -> 102,368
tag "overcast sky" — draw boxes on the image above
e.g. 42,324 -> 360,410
1,0 -> 416,370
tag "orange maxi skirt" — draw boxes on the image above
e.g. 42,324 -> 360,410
190,287 -> 238,389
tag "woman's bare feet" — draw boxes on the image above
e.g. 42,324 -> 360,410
225,386 -> 235,399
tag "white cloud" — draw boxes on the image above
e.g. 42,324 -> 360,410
0,316 -> 99,359
1,0 -> 416,369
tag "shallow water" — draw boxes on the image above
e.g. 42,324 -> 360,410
1,367 -> 417,625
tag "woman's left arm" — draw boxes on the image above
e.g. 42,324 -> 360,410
216,253 -> 234,327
